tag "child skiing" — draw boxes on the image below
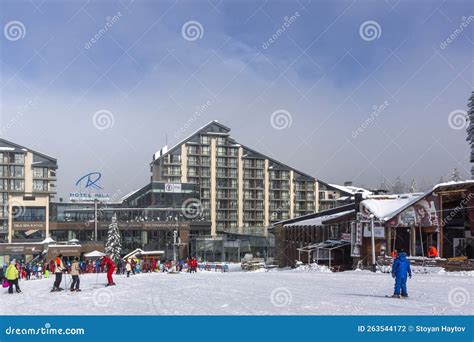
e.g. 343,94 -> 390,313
101,255 -> 116,286
51,254 -> 65,292
69,257 -> 81,292
391,249 -> 412,298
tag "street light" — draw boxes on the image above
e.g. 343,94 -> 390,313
370,214 -> 376,272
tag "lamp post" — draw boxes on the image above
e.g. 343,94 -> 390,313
94,199 -> 98,242
370,214 -> 376,272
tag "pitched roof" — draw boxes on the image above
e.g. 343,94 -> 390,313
0,138 -> 57,167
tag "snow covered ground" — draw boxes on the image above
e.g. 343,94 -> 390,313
2,268 -> 473,315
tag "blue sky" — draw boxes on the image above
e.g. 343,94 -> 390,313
0,0 -> 473,198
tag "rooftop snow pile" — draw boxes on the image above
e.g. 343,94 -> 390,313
361,194 -> 423,221
284,210 -> 354,227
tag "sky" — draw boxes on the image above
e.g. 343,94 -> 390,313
0,0 -> 473,200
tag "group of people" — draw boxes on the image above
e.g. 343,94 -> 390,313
51,254 -> 117,292
2,253 -> 203,295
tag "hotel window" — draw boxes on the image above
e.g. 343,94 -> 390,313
9,180 -> 24,191
256,170 -> 264,179
0,166 -> 7,177
200,136 -> 210,145
201,168 -> 210,177
201,156 -> 210,166
187,146 -> 198,155
33,180 -> 48,191
217,147 -> 226,156
10,153 -> 25,164
217,137 -> 226,145
228,158 -> 237,167
0,180 -> 7,190
188,167 -> 197,176
9,166 -> 24,178
33,167 -> 48,178
201,189 -> 210,199
201,146 -> 210,155
256,160 -> 264,168
201,179 -> 210,188
228,148 -> 238,157
188,156 -> 198,166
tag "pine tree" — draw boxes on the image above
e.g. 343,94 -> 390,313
392,176 -> 405,194
467,91 -> 474,179
409,178 -> 417,193
105,214 -> 122,263
450,168 -> 461,182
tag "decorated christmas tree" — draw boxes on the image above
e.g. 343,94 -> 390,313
105,214 -> 122,263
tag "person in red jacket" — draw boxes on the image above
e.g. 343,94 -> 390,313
190,257 -> 198,274
100,256 -> 116,286
428,245 -> 438,258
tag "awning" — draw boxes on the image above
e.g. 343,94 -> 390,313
84,250 -> 106,258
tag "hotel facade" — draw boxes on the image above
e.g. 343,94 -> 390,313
0,139 -> 58,244
151,121 -> 325,236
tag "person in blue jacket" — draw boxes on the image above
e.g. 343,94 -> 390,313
391,249 -> 412,298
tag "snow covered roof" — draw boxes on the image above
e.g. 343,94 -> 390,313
328,183 -> 373,197
432,180 -> 474,191
361,194 -> 423,222
284,210 -> 354,228
137,250 -> 165,256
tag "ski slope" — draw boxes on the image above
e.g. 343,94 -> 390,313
1,268 -> 472,315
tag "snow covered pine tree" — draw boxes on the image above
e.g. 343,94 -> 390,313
467,91 -> 474,179
105,214 -> 122,263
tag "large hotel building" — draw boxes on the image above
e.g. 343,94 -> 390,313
0,122 -> 353,263
151,121 -> 320,236
0,138 -> 58,244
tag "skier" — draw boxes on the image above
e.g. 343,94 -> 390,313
391,249 -> 412,298
51,254 -> 65,292
190,257 -> 198,273
5,260 -> 21,294
125,260 -> 132,277
69,257 -> 81,292
101,255 -> 116,286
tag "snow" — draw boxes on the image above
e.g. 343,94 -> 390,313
362,194 -> 423,221
329,183 -> 372,197
284,210 -> 353,227
2,268 -> 472,315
